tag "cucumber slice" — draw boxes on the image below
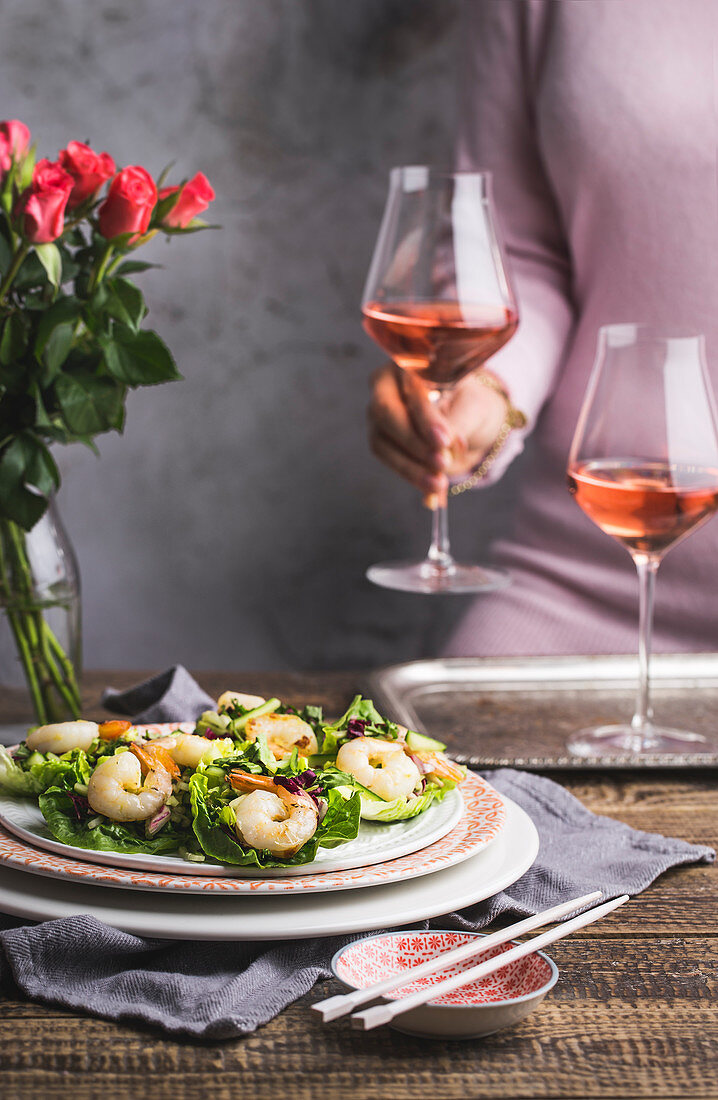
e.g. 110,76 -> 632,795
232,698 -> 281,731
404,729 -> 446,752
334,781 -> 385,803
197,710 -> 231,733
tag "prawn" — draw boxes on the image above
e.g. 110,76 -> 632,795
150,731 -> 234,768
217,690 -> 266,713
26,720 -> 99,755
227,770 -> 318,857
411,750 -> 465,784
98,720 -> 134,741
336,736 -> 421,802
243,713 -> 318,761
87,744 -> 175,822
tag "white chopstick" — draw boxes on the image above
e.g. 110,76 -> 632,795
313,889 -> 602,1023
350,893 -> 629,1031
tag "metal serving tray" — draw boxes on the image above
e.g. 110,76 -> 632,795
367,653 -> 718,770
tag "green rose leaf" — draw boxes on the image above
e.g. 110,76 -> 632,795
31,383 -> 55,431
0,431 -> 59,529
0,482 -> 46,529
54,370 -> 126,435
42,323 -> 76,379
0,313 -> 30,366
103,277 -> 147,334
115,260 -> 160,277
25,437 -> 60,497
35,298 -> 81,381
34,243 -> 63,292
153,188 -> 183,225
18,146 -> 36,191
0,232 -> 12,277
13,250 -> 51,292
101,327 -> 181,386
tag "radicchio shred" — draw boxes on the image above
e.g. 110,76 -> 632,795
275,769 -> 323,810
67,792 -> 89,821
346,718 -> 366,738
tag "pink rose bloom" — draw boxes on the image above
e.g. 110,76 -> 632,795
0,119 -> 31,175
159,171 -> 215,228
22,158 -> 74,243
98,165 -> 157,241
58,140 -> 115,208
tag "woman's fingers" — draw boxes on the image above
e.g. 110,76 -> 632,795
398,369 -> 454,452
367,363 -> 512,503
369,427 -> 447,498
443,373 -> 509,470
368,364 -> 447,471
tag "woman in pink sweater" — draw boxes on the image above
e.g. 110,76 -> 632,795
368,0 -> 718,656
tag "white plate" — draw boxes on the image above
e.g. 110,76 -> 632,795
0,785 -> 464,879
0,795 -> 537,939
0,725 -> 491,878
0,774 -> 505,894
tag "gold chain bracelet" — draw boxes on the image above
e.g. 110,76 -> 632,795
449,374 -> 527,496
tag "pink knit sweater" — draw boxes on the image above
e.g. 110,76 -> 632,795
445,0 -> 718,656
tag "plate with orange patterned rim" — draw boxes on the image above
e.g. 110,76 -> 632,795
0,772 -> 505,894
0,798 -> 537,939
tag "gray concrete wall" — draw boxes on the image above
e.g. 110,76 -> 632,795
0,0 -> 518,673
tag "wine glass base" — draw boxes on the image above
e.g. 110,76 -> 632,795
366,559 -> 511,595
567,723 -> 716,759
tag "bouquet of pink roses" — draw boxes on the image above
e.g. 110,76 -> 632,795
0,119 -> 215,530
0,120 -> 215,723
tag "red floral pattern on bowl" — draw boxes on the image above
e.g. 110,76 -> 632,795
331,929 -> 558,1038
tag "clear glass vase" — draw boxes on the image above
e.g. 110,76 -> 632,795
0,497 -> 82,739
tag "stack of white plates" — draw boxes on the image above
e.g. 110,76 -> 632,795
0,732 -> 538,940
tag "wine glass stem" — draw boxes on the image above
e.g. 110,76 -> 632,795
426,387 -> 455,571
631,553 -> 660,737
428,499 -> 453,569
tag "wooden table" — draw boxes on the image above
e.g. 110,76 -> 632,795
1,670 -> 716,1100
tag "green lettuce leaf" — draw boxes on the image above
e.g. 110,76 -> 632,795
0,746 -> 43,796
0,745 -> 92,797
189,772 -> 361,868
38,786 -> 186,855
318,695 -> 403,756
355,778 -> 455,821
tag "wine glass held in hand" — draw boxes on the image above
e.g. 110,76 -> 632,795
567,323 -> 718,757
362,166 -> 519,594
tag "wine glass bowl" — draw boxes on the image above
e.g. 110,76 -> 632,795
362,167 -> 519,594
566,323 -> 718,756
362,301 -> 518,390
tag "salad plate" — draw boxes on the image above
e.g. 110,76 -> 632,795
0,708 -> 474,877
0,793 -> 537,938
0,772 -> 504,894
0,781 -> 471,879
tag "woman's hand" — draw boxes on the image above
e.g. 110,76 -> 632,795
367,363 -> 509,506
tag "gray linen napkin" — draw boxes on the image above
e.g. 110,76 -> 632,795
101,665 -> 215,724
0,672 -> 713,1038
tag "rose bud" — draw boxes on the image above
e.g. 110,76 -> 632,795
0,119 -> 31,175
22,158 -> 74,243
159,171 -> 215,229
58,140 -> 115,208
98,165 -> 158,242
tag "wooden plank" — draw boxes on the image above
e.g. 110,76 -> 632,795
1,671 -> 716,1099
79,669 -> 365,722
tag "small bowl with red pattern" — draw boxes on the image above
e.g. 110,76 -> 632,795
331,929 -> 559,1039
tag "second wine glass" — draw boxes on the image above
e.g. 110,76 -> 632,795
567,323 -> 718,757
362,166 -> 519,594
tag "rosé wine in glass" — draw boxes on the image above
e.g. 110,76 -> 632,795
566,324 -> 718,758
362,301 -> 518,389
567,459 -> 718,556
361,167 -> 519,594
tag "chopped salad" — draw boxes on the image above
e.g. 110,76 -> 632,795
0,691 -> 465,867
